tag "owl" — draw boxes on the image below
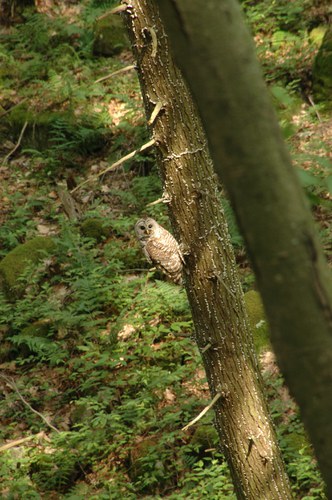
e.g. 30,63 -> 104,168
135,218 -> 184,284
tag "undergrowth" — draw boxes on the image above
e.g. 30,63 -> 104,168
0,0 -> 330,498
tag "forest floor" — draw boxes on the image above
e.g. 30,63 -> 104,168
0,1 -> 331,499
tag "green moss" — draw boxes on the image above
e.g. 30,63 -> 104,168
0,237 -> 55,299
6,108 -> 107,156
80,218 -> 109,241
7,108 -> 75,150
309,26 -> 328,47
92,15 -> 130,57
7,106 -> 55,149
244,290 -> 270,354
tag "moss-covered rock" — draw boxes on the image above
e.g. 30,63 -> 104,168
0,237 -> 55,299
80,218 -> 109,241
244,290 -> 270,354
6,108 -> 107,154
312,26 -> 332,102
309,25 -> 328,47
7,107 -> 65,150
92,15 -> 130,57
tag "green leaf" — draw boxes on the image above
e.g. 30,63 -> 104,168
297,169 -> 320,188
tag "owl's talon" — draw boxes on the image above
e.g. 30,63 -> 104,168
179,243 -> 189,258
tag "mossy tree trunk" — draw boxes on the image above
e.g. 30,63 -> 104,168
124,1 -> 292,498
156,0 -> 332,494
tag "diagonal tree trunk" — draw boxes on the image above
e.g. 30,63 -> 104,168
156,0 -> 332,495
123,1 -> 292,498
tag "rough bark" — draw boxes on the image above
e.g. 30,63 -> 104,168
124,1 -> 292,498
156,0 -> 332,494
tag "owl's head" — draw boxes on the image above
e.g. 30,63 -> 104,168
135,218 -> 158,239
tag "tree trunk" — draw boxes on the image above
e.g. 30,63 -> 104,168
0,0 -> 35,25
124,2 -> 292,498
156,0 -> 332,494
0,0 -> 14,24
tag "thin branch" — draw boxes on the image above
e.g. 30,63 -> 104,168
146,196 -> 169,206
1,375 -> 60,434
71,138 -> 156,194
97,4 -> 127,21
2,121 -> 28,166
110,4 -> 128,14
0,432 -> 49,453
182,392 -> 222,431
307,95 -> 322,123
94,65 -> 136,84
0,98 -> 28,118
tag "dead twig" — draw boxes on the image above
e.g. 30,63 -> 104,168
71,138 -> 156,194
97,4 -> 128,21
0,374 -> 60,434
182,392 -> 222,431
110,4 -> 128,14
94,65 -> 136,84
0,98 -> 28,119
307,95 -> 322,123
2,121 -> 28,166
0,431 -> 49,453
146,196 -> 170,207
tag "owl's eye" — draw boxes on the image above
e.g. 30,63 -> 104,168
140,225 -> 145,230
148,224 -> 153,228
